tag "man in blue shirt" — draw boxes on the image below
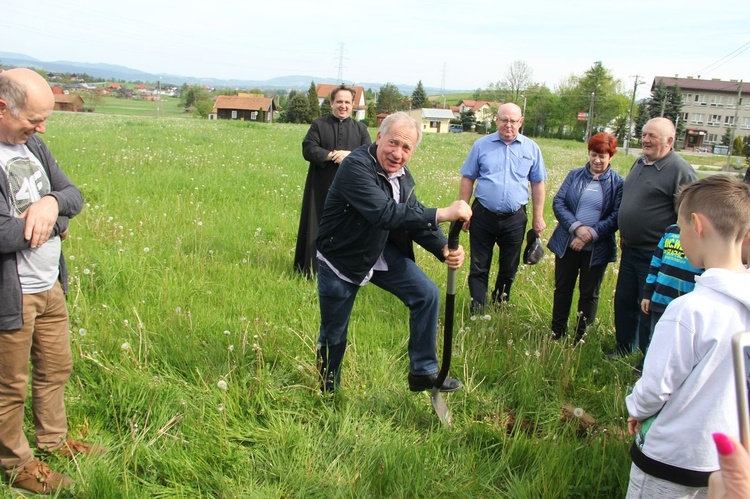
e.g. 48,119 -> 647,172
459,103 -> 547,312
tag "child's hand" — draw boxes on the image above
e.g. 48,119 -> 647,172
627,417 -> 640,436
641,299 -> 650,315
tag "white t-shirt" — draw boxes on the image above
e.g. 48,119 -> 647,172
0,143 -> 61,293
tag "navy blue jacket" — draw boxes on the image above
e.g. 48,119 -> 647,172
547,164 -> 623,266
316,143 -> 446,283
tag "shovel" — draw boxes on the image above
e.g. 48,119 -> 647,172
431,220 -> 463,426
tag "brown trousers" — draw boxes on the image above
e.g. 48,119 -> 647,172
0,281 -> 72,472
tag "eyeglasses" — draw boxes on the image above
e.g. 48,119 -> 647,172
497,118 -> 521,125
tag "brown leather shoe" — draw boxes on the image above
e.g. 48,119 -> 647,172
8,459 -> 73,495
56,437 -> 107,459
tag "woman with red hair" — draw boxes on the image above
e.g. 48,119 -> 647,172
547,133 -> 624,343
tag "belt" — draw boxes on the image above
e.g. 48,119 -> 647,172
475,201 -> 525,219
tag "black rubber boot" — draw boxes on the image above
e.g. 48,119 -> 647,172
316,342 -> 346,393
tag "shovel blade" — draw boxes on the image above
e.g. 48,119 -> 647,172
430,388 -> 452,426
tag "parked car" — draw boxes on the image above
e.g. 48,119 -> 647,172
449,124 -> 463,133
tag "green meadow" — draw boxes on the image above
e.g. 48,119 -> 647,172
3,114 -> 646,498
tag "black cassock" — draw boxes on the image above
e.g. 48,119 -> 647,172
294,114 -> 371,276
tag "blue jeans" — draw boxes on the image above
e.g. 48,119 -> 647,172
468,201 -> 527,310
317,243 -> 440,375
614,245 -> 653,355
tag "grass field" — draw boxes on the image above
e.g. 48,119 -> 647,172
85,95 -> 188,118
4,115 -> 654,497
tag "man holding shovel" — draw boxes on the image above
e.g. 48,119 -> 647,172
315,112 -> 471,393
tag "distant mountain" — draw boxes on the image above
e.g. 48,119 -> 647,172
0,52 -> 457,95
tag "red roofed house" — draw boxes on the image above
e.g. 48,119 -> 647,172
53,94 -> 85,112
458,100 -> 503,122
211,93 -> 277,122
316,84 -> 367,120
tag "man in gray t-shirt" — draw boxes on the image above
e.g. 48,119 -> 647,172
0,69 -> 103,495
611,118 -> 697,358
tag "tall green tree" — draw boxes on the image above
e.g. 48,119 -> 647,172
285,93 -> 311,124
575,61 -> 627,136
666,85 -> 685,139
721,128 -> 733,146
460,109 -> 476,132
411,81 -> 428,109
647,80 -> 669,118
366,101 -> 377,126
376,83 -> 403,114
320,97 -> 331,117
307,81 -> 321,120
634,101 -> 649,139
180,85 -> 208,108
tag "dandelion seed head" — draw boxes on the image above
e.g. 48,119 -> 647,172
482,314 -> 491,321
143,247 -> 150,253
78,328 -> 87,337
573,407 -> 584,418
224,330 -> 231,335
121,342 -> 131,351
217,380 -> 228,391
218,403 -> 225,411
83,268 -> 90,275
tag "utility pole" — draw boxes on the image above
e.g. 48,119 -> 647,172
725,80 -> 743,171
625,75 -> 643,156
337,42 -> 345,83
440,62 -> 447,108
585,92 -> 595,142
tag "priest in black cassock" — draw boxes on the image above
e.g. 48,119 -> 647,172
294,84 -> 371,277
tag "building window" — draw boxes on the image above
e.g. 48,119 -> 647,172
724,116 -> 735,127
725,96 -> 736,108
690,113 -> 704,125
709,95 -> 724,107
707,114 -> 722,126
694,94 -> 707,106
741,117 -> 750,130
429,121 -> 439,129
251,111 -> 258,120
231,110 -> 238,119
707,133 -> 719,144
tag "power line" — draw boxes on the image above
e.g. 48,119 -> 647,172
688,41 -> 750,78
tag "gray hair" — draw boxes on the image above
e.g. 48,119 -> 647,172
0,73 -> 27,118
379,111 -> 422,147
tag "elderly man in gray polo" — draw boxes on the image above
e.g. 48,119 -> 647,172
611,117 -> 697,359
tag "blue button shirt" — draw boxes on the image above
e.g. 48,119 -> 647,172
460,133 -> 546,213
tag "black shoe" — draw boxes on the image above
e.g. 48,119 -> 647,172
408,373 -> 463,393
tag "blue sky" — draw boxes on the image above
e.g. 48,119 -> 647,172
4,0 -> 748,98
